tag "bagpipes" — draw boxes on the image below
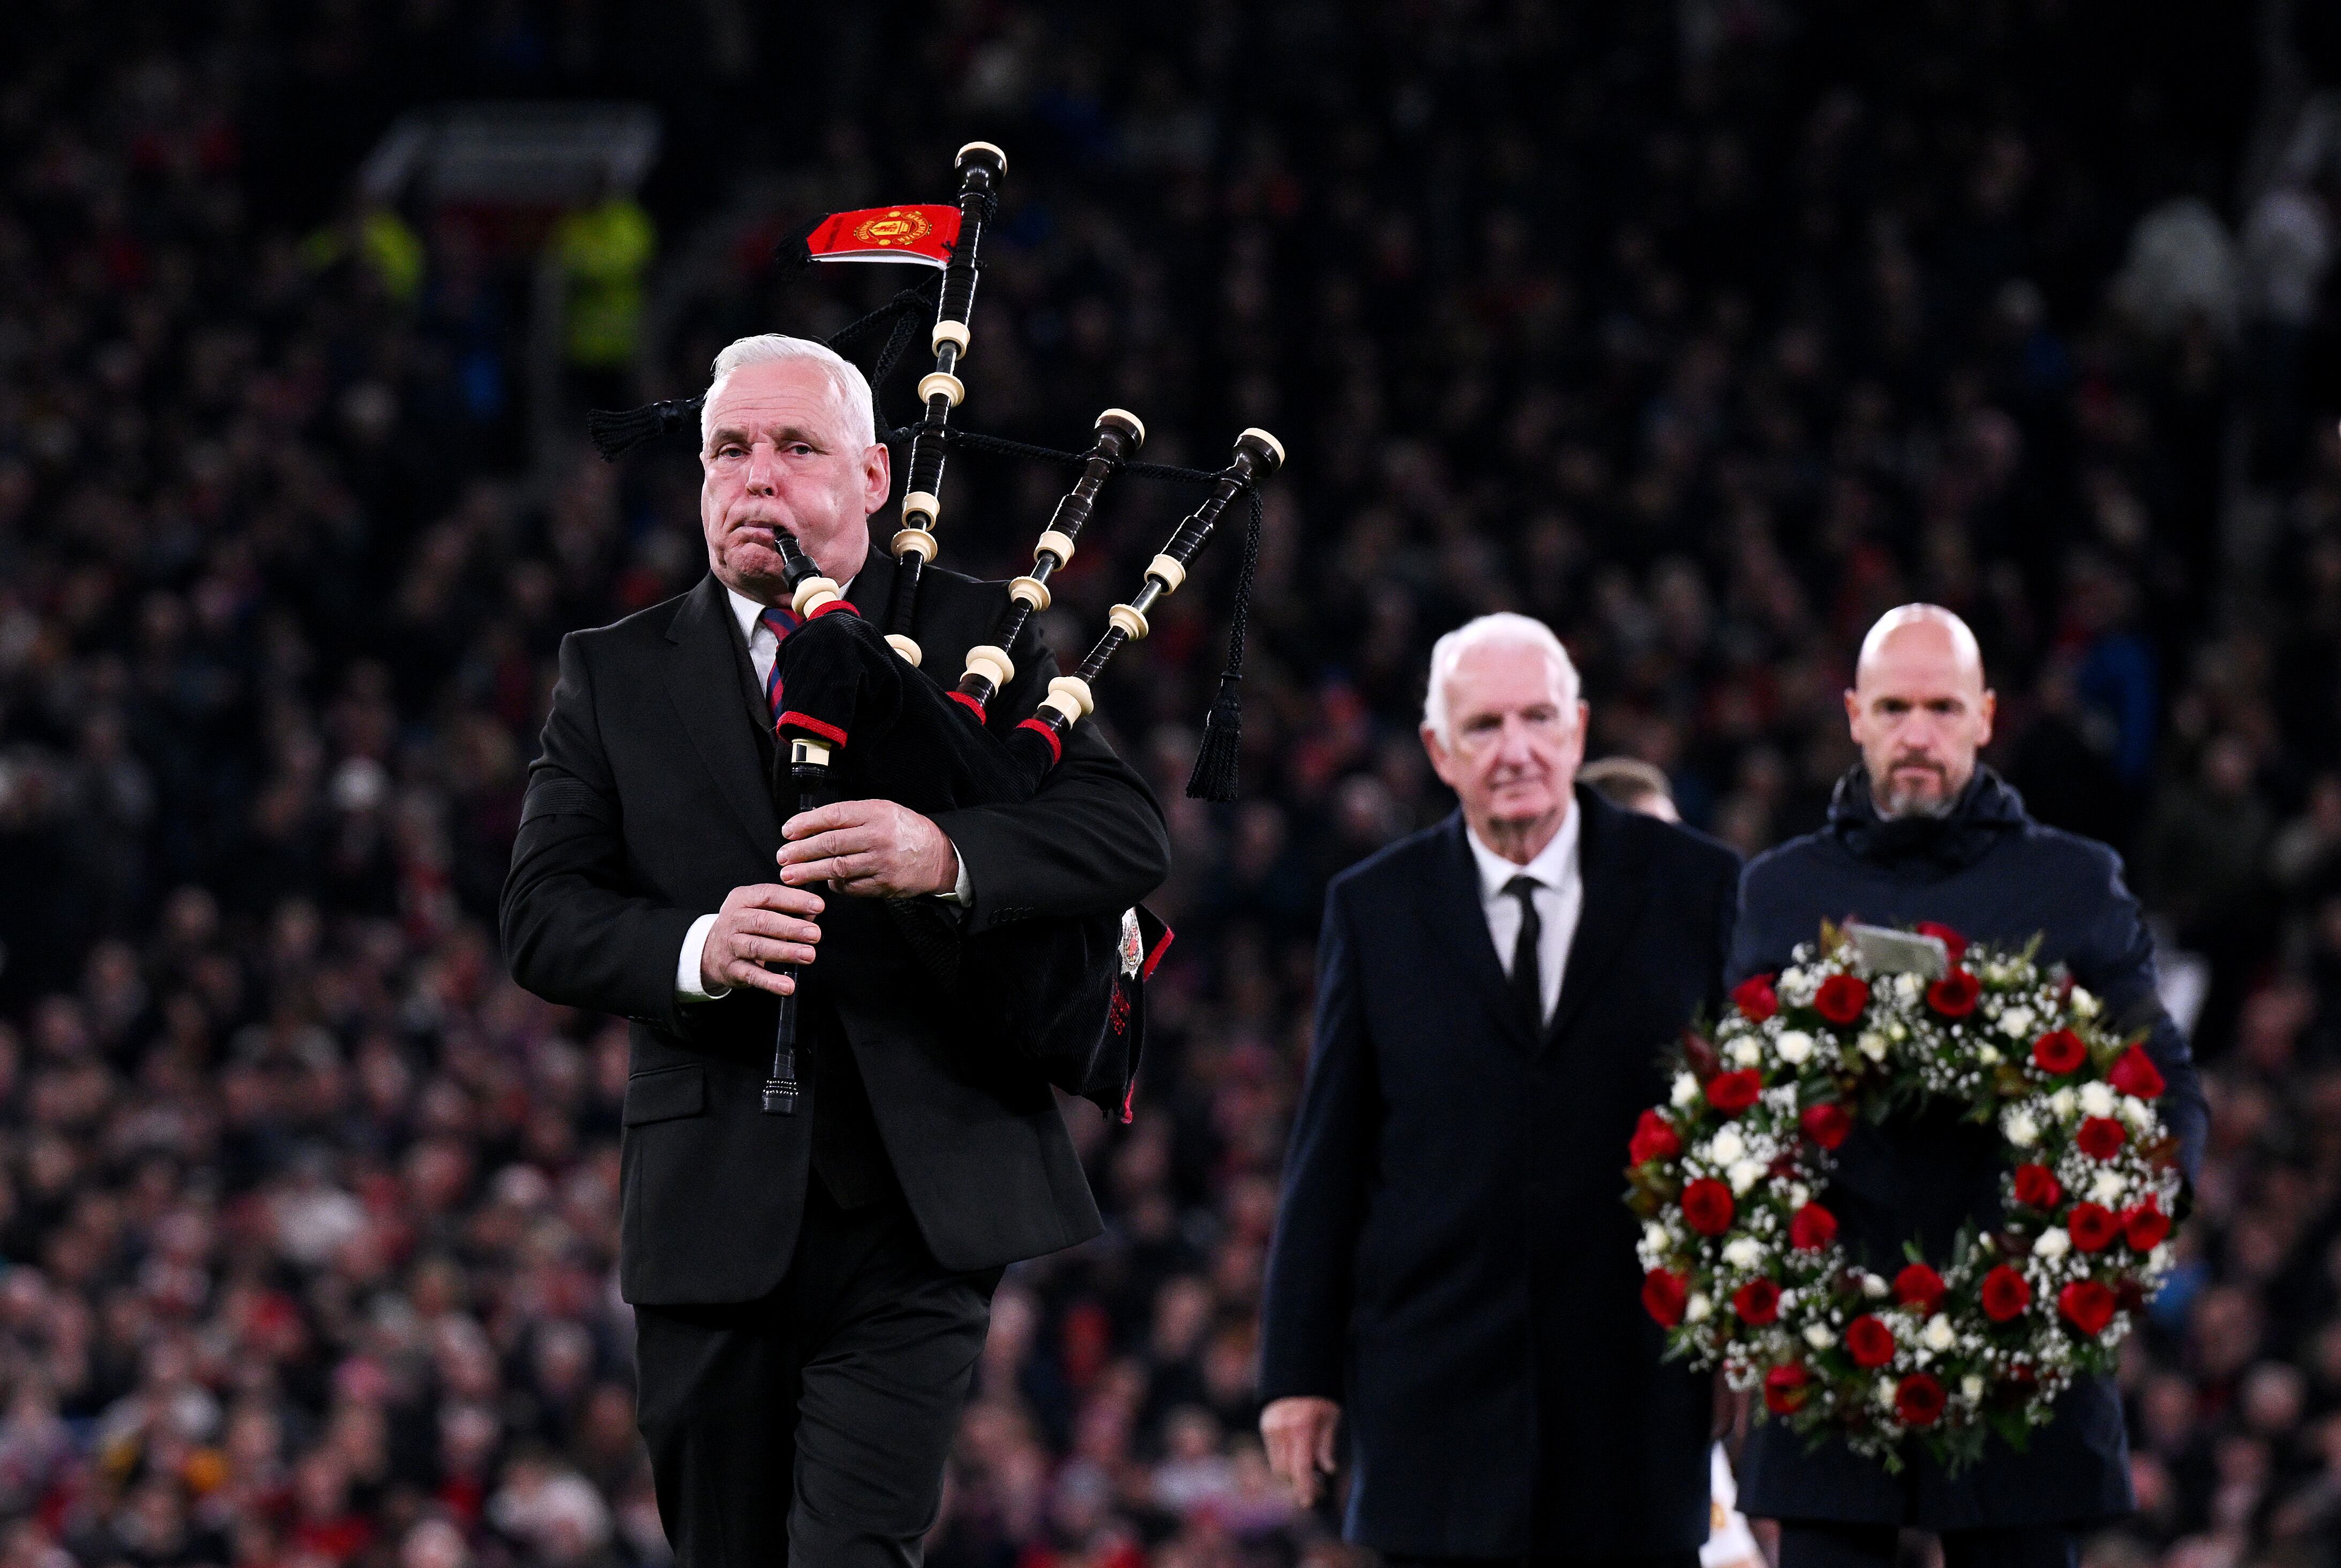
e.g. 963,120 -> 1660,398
588,142 -> 1284,1126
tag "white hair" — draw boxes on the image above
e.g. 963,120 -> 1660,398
701,334 -> 877,446
1421,612 -> 1582,745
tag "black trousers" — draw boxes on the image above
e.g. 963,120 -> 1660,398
1776,1521 -> 2080,1568
634,1183 -> 1002,1567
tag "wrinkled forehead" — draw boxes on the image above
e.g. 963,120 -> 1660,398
1445,640 -> 1572,711
1854,623 -> 1988,702
702,360 -> 857,448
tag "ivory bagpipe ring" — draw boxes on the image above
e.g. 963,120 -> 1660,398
956,141 -> 1008,173
1239,427 -> 1287,468
1107,603 -> 1150,641
931,319 -> 970,356
918,371 -> 965,407
900,492 -> 942,529
885,634 -> 923,666
791,577 -> 843,617
1008,575 -> 1051,611
963,644 -> 1015,689
1145,554 -> 1187,593
1097,407 -> 1146,446
1043,674 -> 1095,722
1035,529 -> 1076,567
892,526 -> 939,562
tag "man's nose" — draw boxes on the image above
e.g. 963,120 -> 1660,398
744,442 -> 779,494
1494,714 -> 1536,762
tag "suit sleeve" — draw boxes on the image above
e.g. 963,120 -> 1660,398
2071,846 -> 2208,1187
1725,858 -> 1787,991
1257,882 -> 1378,1404
500,633 -> 700,1033
934,627 -> 1170,935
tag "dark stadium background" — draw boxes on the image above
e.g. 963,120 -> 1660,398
3,2 -> 2340,1564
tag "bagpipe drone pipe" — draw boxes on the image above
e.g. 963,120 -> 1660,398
585,141 -> 1286,1124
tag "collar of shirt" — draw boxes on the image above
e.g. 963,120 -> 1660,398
727,580 -> 856,643
1464,801 -> 1580,905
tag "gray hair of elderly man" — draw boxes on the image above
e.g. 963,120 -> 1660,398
700,333 -> 878,446
1420,611 -> 1582,746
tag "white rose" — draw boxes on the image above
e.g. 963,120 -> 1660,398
1723,1237 -> 1766,1270
1686,1293 -> 1712,1323
1861,1273 -> 1890,1300
1858,1031 -> 1889,1062
2089,1171 -> 2126,1206
1962,1374 -> 1985,1402
2120,1096 -> 2153,1130
1707,1128 -> 1746,1166
2070,986 -> 2100,1019
2004,1109 -> 2039,1147
1804,1324 -> 1837,1350
1728,1160 -> 1767,1196
2149,1243 -> 2173,1272
1788,1184 -> 1812,1209
1886,1019 -> 1909,1042
1895,972 -> 1921,1001
2033,1227 -> 2070,1259
1671,1074 -> 1700,1108
1876,1377 -> 1897,1407
2049,1087 -> 2078,1122
1923,1315 -> 1956,1351
1644,1222 -> 1670,1253
2079,1082 -> 2116,1118
1977,1044 -> 2001,1065
1776,1030 -> 1814,1066
2000,1006 -> 2035,1039
1730,1036 -> 1764,1068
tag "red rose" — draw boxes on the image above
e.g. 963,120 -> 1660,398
2031,1029 -> 2087,1076
1629,1109 -> 1682,1166
1732,1278 -> 1782,1325
2077,1117 -> 2127,1160
2011,1163 -> 2062,1209
1915,922 -> 1968,963
1894,1263 -> 1948,1313
1682,1178 -> 1736,1237
1980,1264 -> 2033,1322
1762,1363 -> 1813,1415
1799,1102 -> 1853,1150
1733,975 -> 1779,1023
1705,1070 -> 1762,1116
1895,1372 -> 1947,1427
2068,1202 -> 2119,1252
2108,1044 -> 2166,1100
2123,1198 -> 2170,1251
1846,1314 -> 1896,1368
1926,969 -> 1981,1018
2058,1279 -> 2117,1336
1814,973 -> 1871,1026
1641,1268 -> 1689,1327
1788,1202 -> 1838,1251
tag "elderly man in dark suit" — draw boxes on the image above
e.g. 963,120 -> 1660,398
500,334 -> 1167,1566
1729,604 -> 2208,1568
1257,612 -> 1740,1566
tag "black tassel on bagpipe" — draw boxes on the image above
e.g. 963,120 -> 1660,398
585,396 -> 704,462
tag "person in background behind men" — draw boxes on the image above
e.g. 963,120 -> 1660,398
1580,758 -> 1681,823
1257,613 -> 1740,1566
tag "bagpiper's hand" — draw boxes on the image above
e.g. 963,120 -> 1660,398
701,884 -> 824,996
779,799 -> 961,899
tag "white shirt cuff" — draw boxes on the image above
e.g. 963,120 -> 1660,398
677,911 -> 728,1001
937,850 -> 972,906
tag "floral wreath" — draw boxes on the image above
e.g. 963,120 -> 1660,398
1625,921 -> 2184,1471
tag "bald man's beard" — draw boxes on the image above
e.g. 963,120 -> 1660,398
1873,759 -> 1958,819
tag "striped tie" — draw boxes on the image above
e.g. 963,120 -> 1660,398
758,604 -> 800,720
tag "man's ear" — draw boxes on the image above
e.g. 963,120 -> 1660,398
1420,722 -> 1456,788
861,441 -> 892,515
1978,688 -> 1997,748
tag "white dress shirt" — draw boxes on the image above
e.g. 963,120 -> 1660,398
1464,804 -> 1583,1028
674,583 -> 970,1001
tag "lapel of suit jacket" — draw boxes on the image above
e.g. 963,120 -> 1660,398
664,574 -> 781,854
1541,785 -> 1645,1054
1416,812 -> 1536,1054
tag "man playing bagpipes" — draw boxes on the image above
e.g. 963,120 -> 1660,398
498,330 -> 1170,1564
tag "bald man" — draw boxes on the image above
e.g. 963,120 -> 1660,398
1726,606 -> 2206,1568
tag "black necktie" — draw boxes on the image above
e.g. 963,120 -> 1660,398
1504,874 -> 1543,1031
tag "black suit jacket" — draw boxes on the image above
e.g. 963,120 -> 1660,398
1257,789 -> 1740,1558
500,549 -> 1169,1303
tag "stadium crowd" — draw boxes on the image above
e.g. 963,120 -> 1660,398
1,2 -> 2339,1565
